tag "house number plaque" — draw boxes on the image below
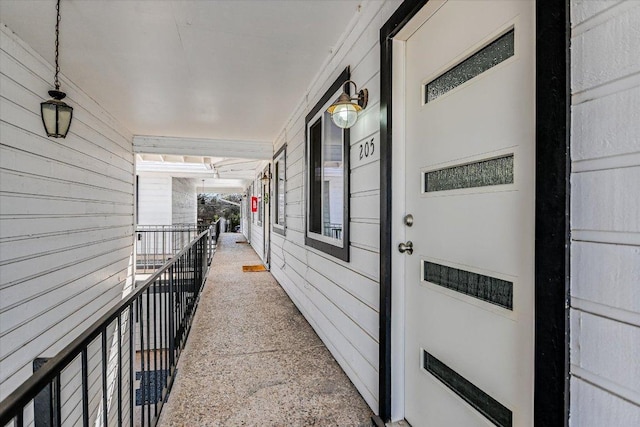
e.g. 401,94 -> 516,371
351,134 -> 380,168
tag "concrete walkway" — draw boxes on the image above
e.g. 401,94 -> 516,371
158,233 -> 373,426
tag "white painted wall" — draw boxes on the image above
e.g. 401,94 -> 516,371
249,176 -> 265,259
267,1 -> 402,413
241,196 -> 250,240
0,23 -> 135,402
137,176 -> 172,225
570,1 -> 640,425
136,177 -> 196,226
171,177 -> 197,225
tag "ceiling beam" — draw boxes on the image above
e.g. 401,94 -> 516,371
134,136 -> 273,160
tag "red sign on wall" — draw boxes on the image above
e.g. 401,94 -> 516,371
251,196 -> 258,213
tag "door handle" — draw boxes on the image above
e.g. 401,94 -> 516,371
398,241 -> 413,255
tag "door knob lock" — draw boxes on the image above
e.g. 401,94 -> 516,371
398,241 -> 413,255
404,214 -> 414,227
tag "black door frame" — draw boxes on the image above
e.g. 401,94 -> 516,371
377,0 -> 569,425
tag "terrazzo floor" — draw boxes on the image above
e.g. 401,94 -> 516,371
158,233 -> 373,427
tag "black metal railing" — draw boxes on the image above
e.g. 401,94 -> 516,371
208,221 -> 221,265
135,222 -> 219,272
0,229 -> 211,427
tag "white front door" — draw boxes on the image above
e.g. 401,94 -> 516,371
402,1 -> 535,426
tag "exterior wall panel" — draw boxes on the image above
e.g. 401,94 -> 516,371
137,176 -> 171,225
570,1 -> 640,424
0,24 -> 135,400
171,177 -> 197,224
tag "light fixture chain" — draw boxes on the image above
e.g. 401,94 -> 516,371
54,0 -> 61,90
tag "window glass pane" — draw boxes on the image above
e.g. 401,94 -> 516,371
277,158 -> 285,225
425,29 -> 515,103
309,119 -> 323,233
322,111 -> 343,239
425,154 -> 514,192
257,179 -> 262,226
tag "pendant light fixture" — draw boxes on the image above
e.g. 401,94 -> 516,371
326,80 -> 368,129
200,180 -> 205,205
41,0 -> 73,138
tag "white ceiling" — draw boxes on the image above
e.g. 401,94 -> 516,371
0,0 -> 362,142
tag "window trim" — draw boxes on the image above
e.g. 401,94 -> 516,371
256,177 -> 262,227
272,144 -> 287,236
304,67 -> 350,262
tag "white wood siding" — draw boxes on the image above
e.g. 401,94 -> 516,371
570,1 -> 640,425
267,0 -> 402,413
137,176 -> 172,225
0,24 -> 135,400
171,177 -> 196,225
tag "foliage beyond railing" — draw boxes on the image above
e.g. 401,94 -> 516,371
0,229 -> 212,427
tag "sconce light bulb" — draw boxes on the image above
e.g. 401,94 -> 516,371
331,103 -> 359,129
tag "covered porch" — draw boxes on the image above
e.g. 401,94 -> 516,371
1,0 -> 638,426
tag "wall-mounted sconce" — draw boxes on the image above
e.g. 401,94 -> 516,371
326,80 -> 368,129
41,0 -> 73,138
261,171 -> 272,185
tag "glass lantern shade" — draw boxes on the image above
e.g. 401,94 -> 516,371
41,96 -> 73,138
329,102 -> 360,129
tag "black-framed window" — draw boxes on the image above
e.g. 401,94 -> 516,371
305,67 -> 350,261
273,144 -> 286,236
256,179 -> 264,227
261,164 -> 269,225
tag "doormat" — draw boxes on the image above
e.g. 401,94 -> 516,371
242,264 -> 267,272
236,241 -> 249,244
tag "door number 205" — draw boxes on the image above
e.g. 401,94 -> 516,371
359,138 -> 375,160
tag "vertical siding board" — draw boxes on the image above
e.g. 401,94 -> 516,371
137,176 -> 172,225
171,178 -> 197,224
570,1 -> 640,425
0,25 -> 135,402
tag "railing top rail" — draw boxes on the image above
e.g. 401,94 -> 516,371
136,224 -> 197,230
135,221 -> 219,231
0,229 -> 210,424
